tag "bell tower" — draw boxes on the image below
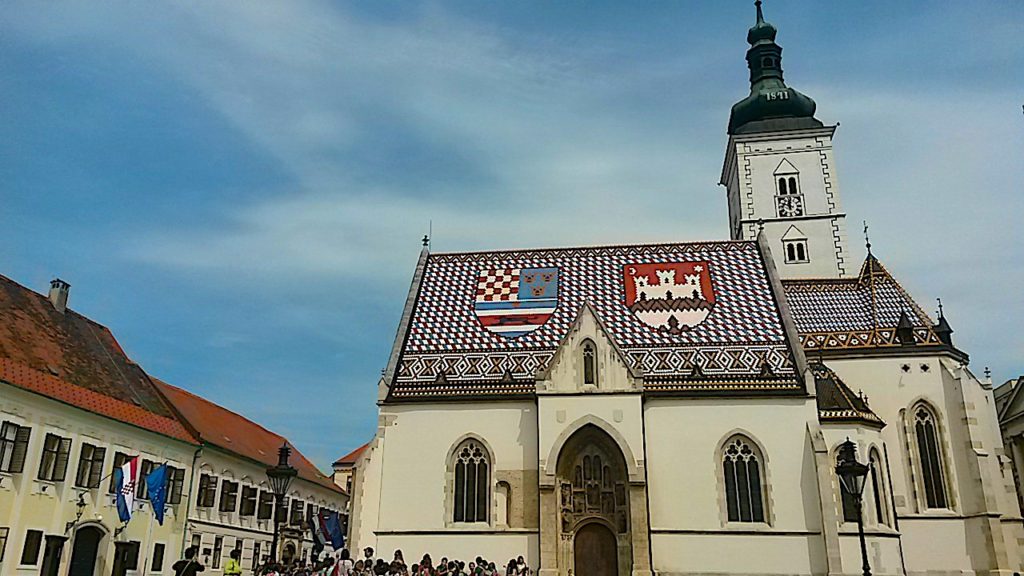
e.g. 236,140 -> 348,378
719,1 -> 852,279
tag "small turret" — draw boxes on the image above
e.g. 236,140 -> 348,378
896,311 -> 916,346
933,298 -> 954,346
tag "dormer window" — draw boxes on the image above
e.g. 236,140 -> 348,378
773,158 -> 804,217
582,340 -> 597,386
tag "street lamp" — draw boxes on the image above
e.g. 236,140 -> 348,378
835,439 -> 871,576
266,442 -> 298,564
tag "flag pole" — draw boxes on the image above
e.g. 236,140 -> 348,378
142,502 -> 156,576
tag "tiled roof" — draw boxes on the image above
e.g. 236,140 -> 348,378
782,256 -> 945,351
333,443 -> 369,467
0,358 -> 196,443
390,241 -> 800,399
155,379 -> 342,493
0,274 -> 195,442
811,362 -> 884,426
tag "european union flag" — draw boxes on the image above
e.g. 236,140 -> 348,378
146,464 -> 169,525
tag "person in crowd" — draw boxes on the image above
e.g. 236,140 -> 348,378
223,549 -> 243,576
172,546 -> 206,576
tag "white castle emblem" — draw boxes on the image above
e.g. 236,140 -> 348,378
625,263 -> 715,334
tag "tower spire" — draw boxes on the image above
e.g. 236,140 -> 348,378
755,0 -> 765,25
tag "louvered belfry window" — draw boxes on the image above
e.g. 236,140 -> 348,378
914,407 -> 948,509
723,436 -> 766,523
453,439 -> 489,523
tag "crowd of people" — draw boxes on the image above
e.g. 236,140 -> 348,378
253,547 -> 533,576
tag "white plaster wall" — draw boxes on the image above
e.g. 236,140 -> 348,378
375,402 -> 537,532
644,397 -> 825,574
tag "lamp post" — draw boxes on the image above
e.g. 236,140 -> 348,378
266,443 -> 298,565
835,439 -> 871,576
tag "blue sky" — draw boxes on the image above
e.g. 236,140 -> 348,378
2,1 -> 1022,469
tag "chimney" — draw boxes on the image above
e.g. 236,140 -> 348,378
48,279 -> 70,313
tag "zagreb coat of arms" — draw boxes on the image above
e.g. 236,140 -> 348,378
474,267 -> 559,338
623,262 -> 715,334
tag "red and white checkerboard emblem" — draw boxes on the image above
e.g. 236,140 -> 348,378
474,267 -> 559,338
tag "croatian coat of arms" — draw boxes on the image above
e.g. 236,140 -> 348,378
623,262 -> 716,334
474,267 -> 559,338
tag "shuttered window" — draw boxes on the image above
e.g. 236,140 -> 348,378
38,434 -> 72,482
0,422 -> 31,474
197,474 -> 218,508
75,444 -> 106,488
136,459 -> 155,499
167,466 -> 185,504
108,452 -> 131,493
240,486 -> 258,516
257,491 -> 274,519
219,480 -> 239,512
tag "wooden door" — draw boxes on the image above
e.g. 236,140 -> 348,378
573,522 -> 617,576
68,527 -> 103,576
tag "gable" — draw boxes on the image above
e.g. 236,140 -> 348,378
773,158 -> 799,175
781,225 -> 807,241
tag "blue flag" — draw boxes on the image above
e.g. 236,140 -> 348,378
145,464 -> 169,525
324,511 -> 344,549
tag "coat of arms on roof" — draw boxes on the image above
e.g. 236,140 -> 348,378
474,267 -> 559,338
623,262 -> 716,334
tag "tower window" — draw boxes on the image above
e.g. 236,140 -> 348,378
774,163 -> 804,217
783,240 -> 809,264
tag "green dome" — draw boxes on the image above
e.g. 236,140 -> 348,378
728,1 -> 823,135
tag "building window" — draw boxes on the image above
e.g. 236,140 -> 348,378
582,340 -> 597,386
0,527 -> 8,562
38,433 -> 72,482
20,529 -> 42,565
197,474 -> 217,508
108,452 -> 131,493
722,436 -> 766,523
233,539 -> 243,564
75,443 -> 106,488
774,162 -> 805,218
869,449 -> 888,526
219,480 -> 239,513
167,466 -> 185,504
151,542 -> 165,573
240,486 -> 258,516
290,499 -> 304,526
136,459 -> 155,499
252,542 -> 261,569
783,239 -> 809,264
452,439 -> 490,523
211,536 -> 223,569
0,421 -> 31,473
914,406 -> 949,509
306,503 -> 317,525
257,491 -> 274,520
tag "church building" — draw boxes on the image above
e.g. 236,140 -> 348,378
348,4 -> 1022,575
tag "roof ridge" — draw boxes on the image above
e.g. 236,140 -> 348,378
429,238 -> 747,257
0,273 -> 120,334
152,377 -> 291,445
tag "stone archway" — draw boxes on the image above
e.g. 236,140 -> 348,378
556,424 -> 631,576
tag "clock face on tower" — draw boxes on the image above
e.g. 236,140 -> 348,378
776,195 -> 804,218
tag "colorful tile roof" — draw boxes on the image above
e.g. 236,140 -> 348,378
389,241 -> 801,399
811,362 -> 883,426
0,274 -> 196,443
782,256 -> 947,352
156,379 -> 342,493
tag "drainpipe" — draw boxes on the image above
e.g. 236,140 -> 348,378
181,446 -> 204,555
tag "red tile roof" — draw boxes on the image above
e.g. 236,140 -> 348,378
155,379 -> 342,493
333,443 -> 369,467
0,274 -> 196,443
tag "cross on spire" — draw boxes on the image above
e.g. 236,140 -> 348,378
863,220 -> 872,255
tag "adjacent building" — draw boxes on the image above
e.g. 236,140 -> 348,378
996,377 -> 1024,514
0,276 -> 347,576
349,5 -> 1023,576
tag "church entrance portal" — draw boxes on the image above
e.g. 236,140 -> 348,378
68,525 -> 104,576
556,424 -> 630,576
574,522 -> 617,576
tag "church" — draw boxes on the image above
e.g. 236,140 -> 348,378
347,4 -> 1023,575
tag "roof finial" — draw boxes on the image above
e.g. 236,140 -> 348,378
421,234 -> 430,248
756,218 -> 765,234
863,220 -> 872,256
936,297 -> 944,319
984,366 -> 991,380
755,0 -> 765,25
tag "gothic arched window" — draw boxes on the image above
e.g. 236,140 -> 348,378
914,405 -> 949,509
722,436 -> 766,523
452,439 -> 490,523
869,449 -> 888,525
582,340 -> 597,386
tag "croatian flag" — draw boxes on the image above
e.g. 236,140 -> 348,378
113,456 -> 139,523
